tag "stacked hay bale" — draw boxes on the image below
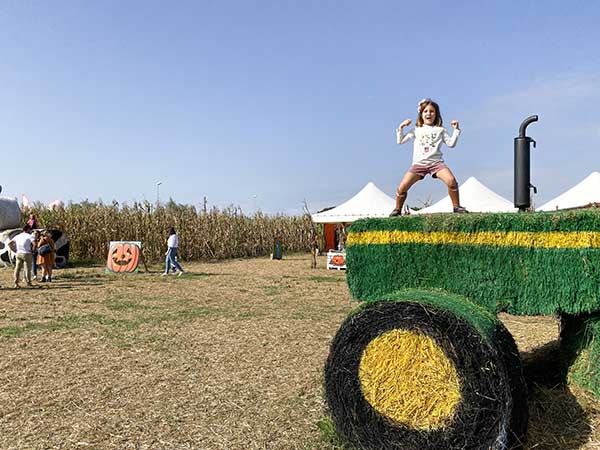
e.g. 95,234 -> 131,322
0,197 -> 21,230
346,211 -> 600,315
324,209 -> 600,450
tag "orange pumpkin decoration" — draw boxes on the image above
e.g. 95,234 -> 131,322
106,242 -> 141,273
331,254 -> 345,266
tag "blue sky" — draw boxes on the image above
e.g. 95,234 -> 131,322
1,1 -> 599,214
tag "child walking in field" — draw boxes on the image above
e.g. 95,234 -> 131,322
390,98 -> 467,216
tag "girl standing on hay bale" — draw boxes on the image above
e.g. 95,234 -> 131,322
390,98 -> 467,216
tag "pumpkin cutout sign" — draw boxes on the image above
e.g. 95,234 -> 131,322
331,254 -> 345,266
327,250 -> 347,270
106,241 -> 142,273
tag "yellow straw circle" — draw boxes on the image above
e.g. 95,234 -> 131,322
358,329 -> 462,430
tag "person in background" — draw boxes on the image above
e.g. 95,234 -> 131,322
336,224 -> 347,251
310,232 -> 318,269
8,225 -> 33,288
27,214 -> 40,230
162,226 -> 185,276
30,229 -> 40,280
36,230 -> 56,282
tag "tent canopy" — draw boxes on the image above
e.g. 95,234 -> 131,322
312,182 -> 395,223
414,177 -> 516,214
537,172 -> 600,211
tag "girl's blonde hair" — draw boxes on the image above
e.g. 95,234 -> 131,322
416,98 -> 443,127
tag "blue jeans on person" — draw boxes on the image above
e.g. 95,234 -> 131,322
31,250 -> 38,277
165,247 -> 184,274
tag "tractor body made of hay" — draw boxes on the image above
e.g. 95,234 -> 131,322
324,209 -> 600,450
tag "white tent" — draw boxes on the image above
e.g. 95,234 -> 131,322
537,172 -> 600,211
414,177 -> 516,214
312,182 -> 395,223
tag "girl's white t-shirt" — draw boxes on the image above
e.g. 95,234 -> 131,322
396,125 -> 461,166
167,234 -> 179,249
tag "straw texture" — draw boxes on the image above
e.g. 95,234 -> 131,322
324,297 -> 527,450
560,312 -> 600,397
346,210 -> 600,315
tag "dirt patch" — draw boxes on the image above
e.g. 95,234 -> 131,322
1,255 -> 599,449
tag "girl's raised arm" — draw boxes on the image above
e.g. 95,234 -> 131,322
442,120 -> 461,148
396,119 -> 415,145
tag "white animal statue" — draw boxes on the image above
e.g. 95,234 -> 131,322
0,228 -> 70,269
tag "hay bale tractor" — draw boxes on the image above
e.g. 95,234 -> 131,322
324,210 -> 600,450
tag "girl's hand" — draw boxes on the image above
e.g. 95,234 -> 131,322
399,119 -> 412,129
451,120 -> 460,130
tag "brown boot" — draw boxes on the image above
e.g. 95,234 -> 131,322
390,190 -> 407,217
448,182 -> 463,212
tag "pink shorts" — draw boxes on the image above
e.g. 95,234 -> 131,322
408,162 -> 448,179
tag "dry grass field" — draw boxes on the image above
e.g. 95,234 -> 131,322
1,254 -> 600,449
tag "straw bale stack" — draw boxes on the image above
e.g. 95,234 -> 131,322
0,197 -> 21,230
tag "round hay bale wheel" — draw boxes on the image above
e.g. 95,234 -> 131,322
324,300 -> 527,450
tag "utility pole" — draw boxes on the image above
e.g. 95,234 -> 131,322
156,181 -> 162,207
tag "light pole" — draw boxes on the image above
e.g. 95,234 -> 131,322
156,181 -> 162,206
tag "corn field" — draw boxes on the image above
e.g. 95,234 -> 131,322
24,201 -> 315,263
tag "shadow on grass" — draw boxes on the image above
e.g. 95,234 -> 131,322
59,272 -> 112,280
150,272 -> 231,278
2,286 -> 44,291
521,340 -> 592,450
49,282 -> 106,289
63,260 -> 105,269
27,281 -> 108,290
309,276 -> 345,283
177,272 -> 228,278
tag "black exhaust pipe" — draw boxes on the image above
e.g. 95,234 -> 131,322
514,115 -> 538,211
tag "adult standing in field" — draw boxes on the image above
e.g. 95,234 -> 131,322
30,229 -> 41,280
36,230 -> 56,282
27,213 -> 40,279
8,225 -> 34,288
162,226 -> 185,276
311,232 -> 318,269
